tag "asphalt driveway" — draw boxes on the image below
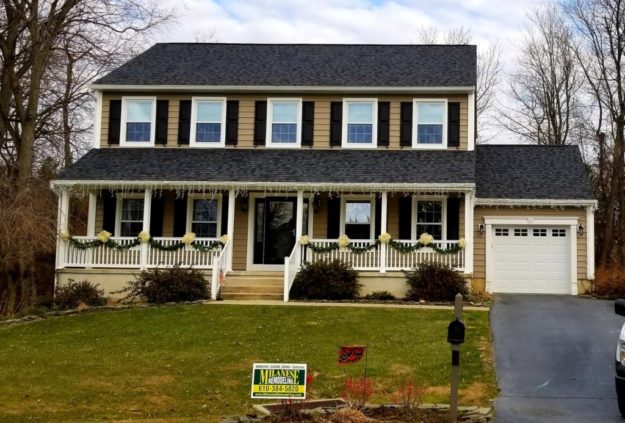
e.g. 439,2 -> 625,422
492,294 -> 623,422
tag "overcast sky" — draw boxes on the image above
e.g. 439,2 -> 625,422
154,0 -> 549,143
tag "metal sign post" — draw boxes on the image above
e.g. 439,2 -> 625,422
448,293 -> 465,422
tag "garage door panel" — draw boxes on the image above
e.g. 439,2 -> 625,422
491,226 -> 570,294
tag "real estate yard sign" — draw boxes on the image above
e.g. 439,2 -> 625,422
251,363 -> 307,399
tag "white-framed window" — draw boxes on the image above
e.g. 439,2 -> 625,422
340,196 -> 375,239
115,194 -> 145,237
412,197 -> 447,240
120,97 -> 156,146
342,99 -> 377,148
186,195 -> 222,238
495,228 -> 509,237
413,99 -> 447,148
190,97 -> 227,147
266,98 -> 302,147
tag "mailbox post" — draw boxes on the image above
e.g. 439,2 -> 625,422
447,293 -> 465,422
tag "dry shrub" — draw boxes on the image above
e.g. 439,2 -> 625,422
325,408 -> 375,423
592,265 -> 625,298
342,378 -> 374,410
391,379 -> 426,411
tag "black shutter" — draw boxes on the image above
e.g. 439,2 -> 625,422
374,197 -> 382,236
102,190 -> 117,233
448,102 -> 460,148
377,101 -> 390,147
400,102 -> 413,147
302,101 -> 315,147
173,194 -> 188,237
226,100 -> 239,146
155,100 -> 169,145
220,194 -> 229,236
150,195 -> 164,237
254,101 -> 267,146
107,100 -> 121,145
398,196 -> 412,240
446,197 -> 460,240
327,197 -> 341,238
330,102 -> 342,147
178,100 -> 191,145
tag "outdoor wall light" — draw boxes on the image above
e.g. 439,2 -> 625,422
578,224 -> 584,236
240,196 -> 249,213
478,223 -> 486,234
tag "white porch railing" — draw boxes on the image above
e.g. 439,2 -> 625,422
211,239 -> 231,300
283,244 -> 302,302
307,239 -> 382,271
385,240 -> 465,271
62,236 -> 222,269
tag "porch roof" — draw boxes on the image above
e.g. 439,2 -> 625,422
54,148 -> 476,190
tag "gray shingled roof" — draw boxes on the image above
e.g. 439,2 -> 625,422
475,145 -> 594,200
56,148 -> 475,185
94,43 -> 477,87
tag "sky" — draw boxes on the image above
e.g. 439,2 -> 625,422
154,0 -> 550,143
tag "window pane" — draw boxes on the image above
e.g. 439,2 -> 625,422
196,123 -> 221,142
122,199 -> 144,221
127,100 -> 152,122
347,124 -> 372,144
192,222 -> 217,238
345,202 -> 371,224
126,122 -> 151,142
418,103 -> 444,124
272,123 -> 297,143
193,199 -> 217,222
417,224 -> 442,240
417,124 -> 443,144
347,102 -> 373,124
121,222 -> 143,237
196,101 -> 222,122
272,102 -> 298,122
417,201 -> 442,224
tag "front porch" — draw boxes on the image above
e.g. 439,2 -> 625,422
54,185 -> 475,301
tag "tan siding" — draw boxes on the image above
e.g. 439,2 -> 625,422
458,199 -> 465,239
95,199 -> 104,233
472,207 -> 587,280
161,191 -> 175,237
387,196 -> 399,237
312,194 -> 328,238
232,197 -> 249,270
100,93 -> 471,150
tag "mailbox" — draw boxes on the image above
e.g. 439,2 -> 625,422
447,318 -> 465,345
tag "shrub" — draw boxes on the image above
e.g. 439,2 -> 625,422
123,265 -> 209,303
54,279 -> 107,310
364,290 -> 396,301
290,260 -> 360,300
391,379 -> 426,412
404,262 -> 468,302
342,377 -> 374,410
592,265 -> 625,298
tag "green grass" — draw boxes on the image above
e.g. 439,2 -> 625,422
0,304 -> 496,422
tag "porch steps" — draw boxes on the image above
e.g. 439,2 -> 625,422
221,271 -> 284,301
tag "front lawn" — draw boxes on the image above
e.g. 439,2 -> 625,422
0,304 -> 495,422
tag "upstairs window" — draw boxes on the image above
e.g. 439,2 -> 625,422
343,100 -> 377,147
414,100 -> 446,148
187,197 -> 220,238
267,99 -> 301,147
191,98 -> 226,147
121,98 -> 155,146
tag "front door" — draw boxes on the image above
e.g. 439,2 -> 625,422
253,197 -> 297,265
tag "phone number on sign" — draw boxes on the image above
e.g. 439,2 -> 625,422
255,385 -> 301,393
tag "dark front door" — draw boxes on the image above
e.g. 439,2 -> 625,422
253,197 -> 297,265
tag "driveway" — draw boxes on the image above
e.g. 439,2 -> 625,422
491,294 -> 623,422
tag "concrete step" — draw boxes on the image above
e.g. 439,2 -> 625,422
220,292 -> 283,301
229,271 -> 283,277
222,285 -> 283,294
225,277 -> 283,287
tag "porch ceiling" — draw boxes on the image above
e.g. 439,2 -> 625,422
54,148 -> 476,191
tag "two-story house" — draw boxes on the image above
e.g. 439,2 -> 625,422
51,43 -> 596,300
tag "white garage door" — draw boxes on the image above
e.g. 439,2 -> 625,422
491,226 -> 570,294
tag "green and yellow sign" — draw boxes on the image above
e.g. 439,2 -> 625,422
251,363 -> 307,399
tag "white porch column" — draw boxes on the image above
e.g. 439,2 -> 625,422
56,189 -> 70,271
463,191 -> 474,274
380,192 -> 388,273
87,192 -> 97,237
141,189 -> 152,269
586,206 -> 595,280
295,191 -> 304,241
227,189 -> 236,271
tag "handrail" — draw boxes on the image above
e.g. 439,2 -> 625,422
283,243 -> 301,302
211,239 -> 231,300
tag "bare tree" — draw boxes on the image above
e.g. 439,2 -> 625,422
499,5 -> 584,146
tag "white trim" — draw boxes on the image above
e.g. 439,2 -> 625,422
476,198 -> 597,207
339,195 -> 376,239
464,191 -> 474,274
412,98 -> 448,150
227,190 -> 236,271
185,193 -> 223,237
141,189 -> 152,269
87,192 -> 97,237
114,193 -> 144,237
342,98 -> 378,149
190,97 -> 227,148
411,196 -> 448,240
485,223 -> 493,293
483,216 -> 580,226
266,98 -> 303,148
56,189 -> 70,270
91,84 -> 476,94
586,206 -> 595,279
380,192 -> 388,273
295,191 -> 304,241
570,224 -> 578,295
467,92 -> 475,151
93,91 -> 103,149
120,96 -> 157,147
